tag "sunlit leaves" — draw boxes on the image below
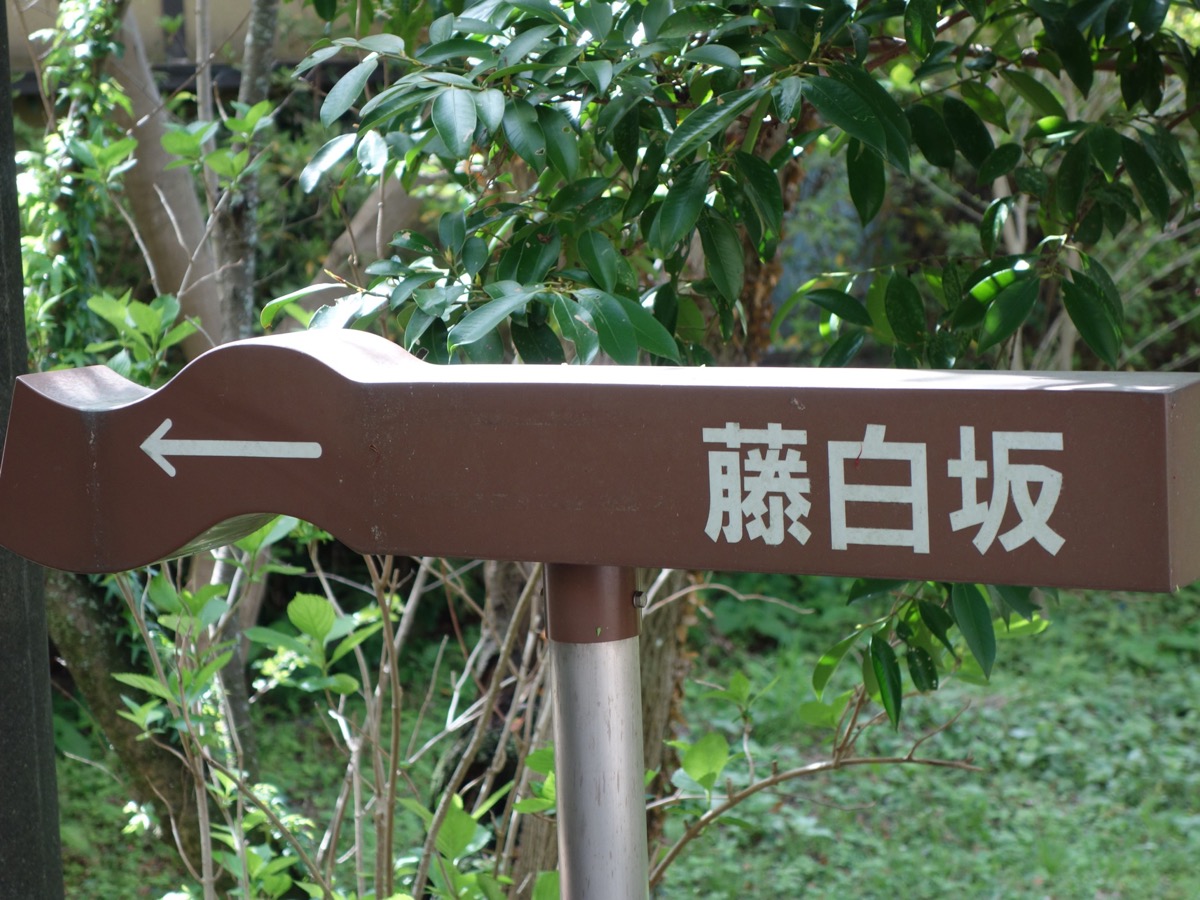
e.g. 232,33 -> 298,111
320,56 -> 377,127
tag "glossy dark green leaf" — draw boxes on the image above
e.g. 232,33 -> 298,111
961,81 -> 1009,132
829,64 -> 911,173
503,99 -> 547,172
697,209 -> 744,305
847,139 -> 885,225
664,89 -> 761,161
439,210 -> 466,256
537,105 -> 579,179
1042,17 -> 1093,96
447,289 -> 536,351
979,196 -> 1012,257
885,274 -> 925,346
977,275 -> 1037,352
907,105 -> 956,169
951,583 -> 995,678
1121,135 -> 1170,227
805,288 -> 872,327
461,236 -> 488,279
300,133 -> 356,193
1087,126 -> 1121,181
978,143 -> 1022,185
1079,252 -> 1123,324
321,57 -> 377,127
999,69 -> 1067,118
1132,0 -> 1169,36
313,0 -> 337,21
733,151 -> 783,243
906,646 -> 939,692
774,75 -> 803,124
657,4 -> 731,38
577,230 -> 619,293
511,320 -> 566,363
869,634 -> 903,728
942,97 -> 994,169
551,294 -> 599,363
994,585 -> 1040,621
803,76 -> 887,157
918,600 -> 956,656
579,59 -> 613,95
904,0 -> 937,58
474,88 -> 506,132
575,288 -> 637,363
849,578 -> 907,603
575,0 -> 613,39
1062,271 -> 1121,366
650,161 -> 710,253
1056,138 -> 1092,219
812,631 -> 865,700
1142,125 -> 1193,203
819,330 -> 864,367
684,44 -> 742,70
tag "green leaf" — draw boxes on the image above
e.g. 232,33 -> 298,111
299,134 -> 356,193
577,230 -> 618,292
532,871 -> 560,900
578,289 -> 680,363
575,290 -> 636,363
951,583 -> 995,678
475,88 -> 506,132
1121,135 -> 1170,227
994,585 -> 1040,621
664,89 -> 761,161
321,57 -> 378,127
579,59 -> 614,95
356,129 -> 388,176
1132,0 -> 1169,34
244,626 -> 311,658
1062,271 -> 1121,366
907,105 -> 956,169
733,151 -> 783,244
869,634 -> 903,727
1056,138 -> 1092,220
961,81 -> 1009,132
1088,126 -> 1122,181
977,275 -> 1037,352
804,288 -> 872,327
113,673 -> 176,704
819,330 -> 864,367
503,99 -> 547,172
432,88 -> 477,159
537,105 -> 579,179
288,594 -> 336,643
512,321 -> 567,363
576,0 -> 613,38
552,294 -> 600,363
885,274 -> 925,346
1042,17 -> 1093,96
918,600 -> 956,656
697,209 -> 744,304
658,4 -> 732,39
803,76 -> 886,157
681,732 -> 730,791
1000,70 -> 1067,119
978,143 -> 1022,184
447,288 -> 537,350
942,97 -> 994,169
650,161 -> 710,253
906,646 -> 939,692
979,196 -> 1011,256
904,0 -> 937,58
847,139 -> 885,225
684,45 -> 741,70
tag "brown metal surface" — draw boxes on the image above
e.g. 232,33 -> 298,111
546,565 -> 638,643
2,329 -> 1200,591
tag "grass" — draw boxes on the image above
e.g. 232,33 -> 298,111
55,584 -> 1200,898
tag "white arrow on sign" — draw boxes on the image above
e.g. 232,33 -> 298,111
140,418 -> 323,477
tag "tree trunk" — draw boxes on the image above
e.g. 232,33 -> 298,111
43,570 -> 205,873
108,5 -> 228,353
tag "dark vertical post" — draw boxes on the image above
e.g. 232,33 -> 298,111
546,564 -> 648,899
0,1 -> 64,894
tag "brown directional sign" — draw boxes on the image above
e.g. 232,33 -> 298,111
2,329 -> 1199,590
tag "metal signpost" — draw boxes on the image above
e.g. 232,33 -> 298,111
4,327 -> 1200,896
